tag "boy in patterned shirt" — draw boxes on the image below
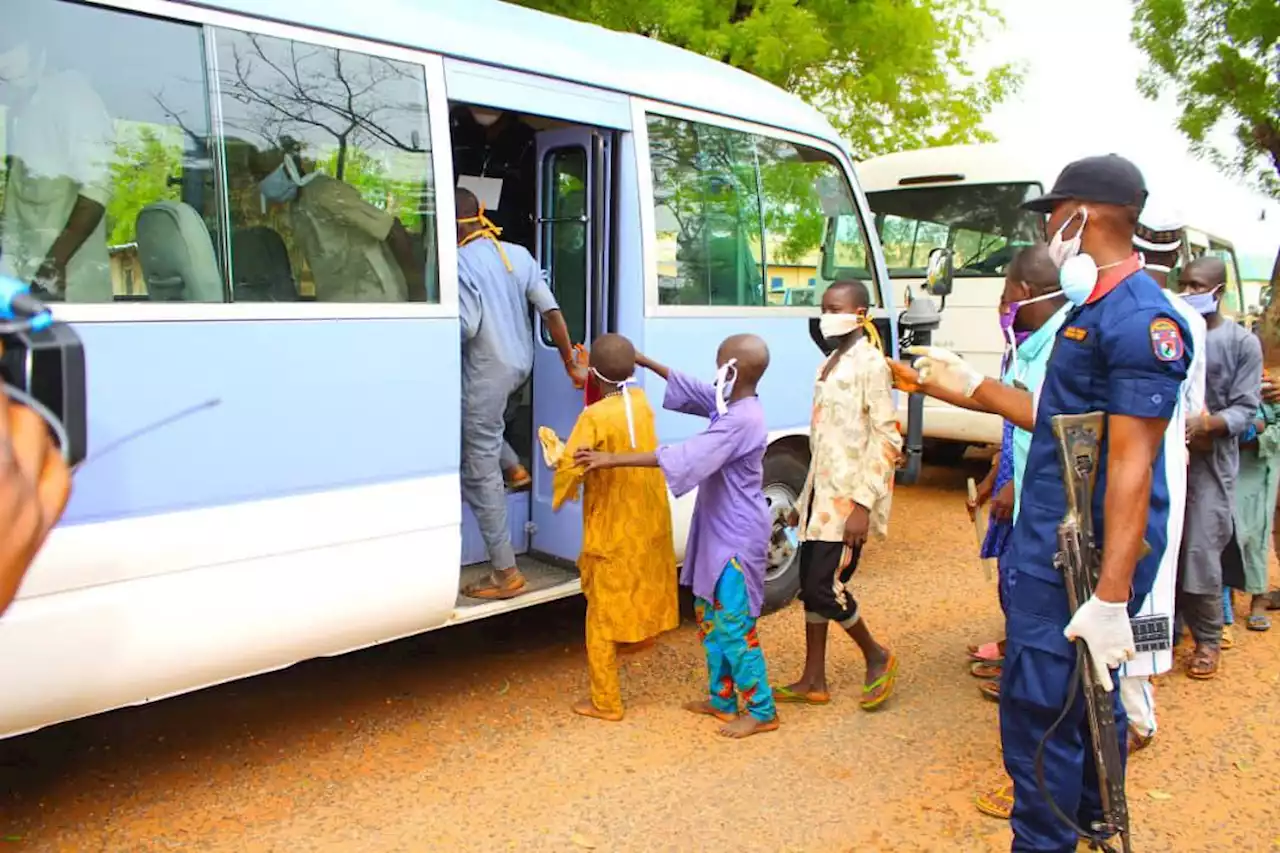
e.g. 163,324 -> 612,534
777,280 -> 902,710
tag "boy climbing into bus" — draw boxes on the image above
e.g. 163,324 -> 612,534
778,280 -> 902,710
543,334 -> 680,722
575,334 -> 779,739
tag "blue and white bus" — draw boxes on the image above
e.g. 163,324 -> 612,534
0,0 -> 897,738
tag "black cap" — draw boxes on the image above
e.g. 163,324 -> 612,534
1021,154 -> 1148,214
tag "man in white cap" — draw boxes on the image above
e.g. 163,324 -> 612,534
1117,205 -> 1206,752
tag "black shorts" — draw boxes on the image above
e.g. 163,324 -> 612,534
798,541 -> 862,624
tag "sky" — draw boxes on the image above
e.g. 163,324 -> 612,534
970,0 -> 1279,266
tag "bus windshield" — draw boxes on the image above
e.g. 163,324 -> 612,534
865,182 -> 1043,277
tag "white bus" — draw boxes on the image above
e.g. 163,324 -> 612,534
856,142 -> 1246,456
0,0 -> 898,738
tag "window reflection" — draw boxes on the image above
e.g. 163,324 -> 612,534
647,114 -> 871,308
214,28 -> 437,303
866,183 -> 1042,278
0,0 -> 219,302
541,147 -> 587,343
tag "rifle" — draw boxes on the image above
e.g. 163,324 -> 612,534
1045,412 -> 1133,853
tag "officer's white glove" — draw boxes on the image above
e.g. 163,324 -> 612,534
1063,595 -> 1136,692
904,346 -> 985,398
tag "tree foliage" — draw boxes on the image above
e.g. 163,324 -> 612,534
1132,0 -> 1280,359
511,0 -> 1020,159
1132,0 -> 1280,200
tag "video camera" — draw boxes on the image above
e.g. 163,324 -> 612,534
0,276 -> 86,466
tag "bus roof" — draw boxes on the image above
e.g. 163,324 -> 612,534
179,0 -> 841,146
855,143 -> 1053,193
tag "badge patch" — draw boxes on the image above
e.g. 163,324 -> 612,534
1063,326 -> 1088,341
1149,317 -> 1184,362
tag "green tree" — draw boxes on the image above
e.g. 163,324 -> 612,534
105,125 -> 184,245
511,0 -> 1020,158
1131,0 -> 1280,353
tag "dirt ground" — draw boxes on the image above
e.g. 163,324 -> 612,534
3,462 -> 1280,853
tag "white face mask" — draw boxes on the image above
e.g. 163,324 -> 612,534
259,154 -> 318,212
819,312 -> 862,341
1059,254 -> 1131,306
589,367 -> 636,447
259,162 -> 299,208
1048,208 -> 1088,269
714,358 -> 738,417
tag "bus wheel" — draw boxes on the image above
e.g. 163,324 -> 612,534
762,449 -> 807,615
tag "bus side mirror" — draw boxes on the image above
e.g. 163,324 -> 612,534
926,247 -> 954,297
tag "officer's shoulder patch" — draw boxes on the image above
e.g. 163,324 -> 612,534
1149,316 -> 1184,362
1063,326 -> 1088,342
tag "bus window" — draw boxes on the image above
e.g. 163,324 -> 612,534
646,114 -> 872,307
213,29 -> 437,303
540,146 -> 588,343
0,0 -> 220,303
864,182 -> 1042,278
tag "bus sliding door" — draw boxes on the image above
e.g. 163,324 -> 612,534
529,129 -> 610,563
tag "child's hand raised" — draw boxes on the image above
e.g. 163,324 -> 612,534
574,447 -> 614,471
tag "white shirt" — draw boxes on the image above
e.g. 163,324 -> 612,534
1121,291 -> 1205,678
1,69 -> 114,302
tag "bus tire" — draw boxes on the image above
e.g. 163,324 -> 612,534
762,448 -> 807,615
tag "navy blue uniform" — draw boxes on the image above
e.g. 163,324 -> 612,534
1000,266 -> 1191,852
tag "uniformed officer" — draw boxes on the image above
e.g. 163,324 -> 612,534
909,155 -> 1193,852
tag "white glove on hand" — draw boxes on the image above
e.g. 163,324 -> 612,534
1063,595 -> 1135,692
905,346 -> 985,398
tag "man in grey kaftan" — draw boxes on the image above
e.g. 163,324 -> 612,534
1177,257 -> 1262,675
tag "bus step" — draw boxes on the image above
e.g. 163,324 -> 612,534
454,555 -> 581,610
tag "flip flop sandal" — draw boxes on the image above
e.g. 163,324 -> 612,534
967,641 -> 1005,663
774,686 -> 831,705
1247,614 -> 1272,632
1127,727 -> 1154,753
978,679 -> 1001,702
462,571 -> 528,600
974,784 -> 1013,820
1221,627 -> 1235,650
504,465 -> 533,491
970,660 -> 1002,679
1186,648 -> 1221,680
860,654 -> 899,711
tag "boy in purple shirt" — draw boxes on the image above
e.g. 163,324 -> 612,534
575,334 -> 779,739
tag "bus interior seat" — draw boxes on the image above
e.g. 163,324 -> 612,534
231,226 -> 298,302
135,201 -> 224,302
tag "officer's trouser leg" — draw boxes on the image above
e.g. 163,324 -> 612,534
461,382 -> 519,571
1001,575 -> 1128,852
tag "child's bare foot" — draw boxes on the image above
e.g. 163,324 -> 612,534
683,700 -> 736,723
571,699 -> 623,722
718,714 -> 779,739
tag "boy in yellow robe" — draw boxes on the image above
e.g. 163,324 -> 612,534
546,333 -> 680,721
